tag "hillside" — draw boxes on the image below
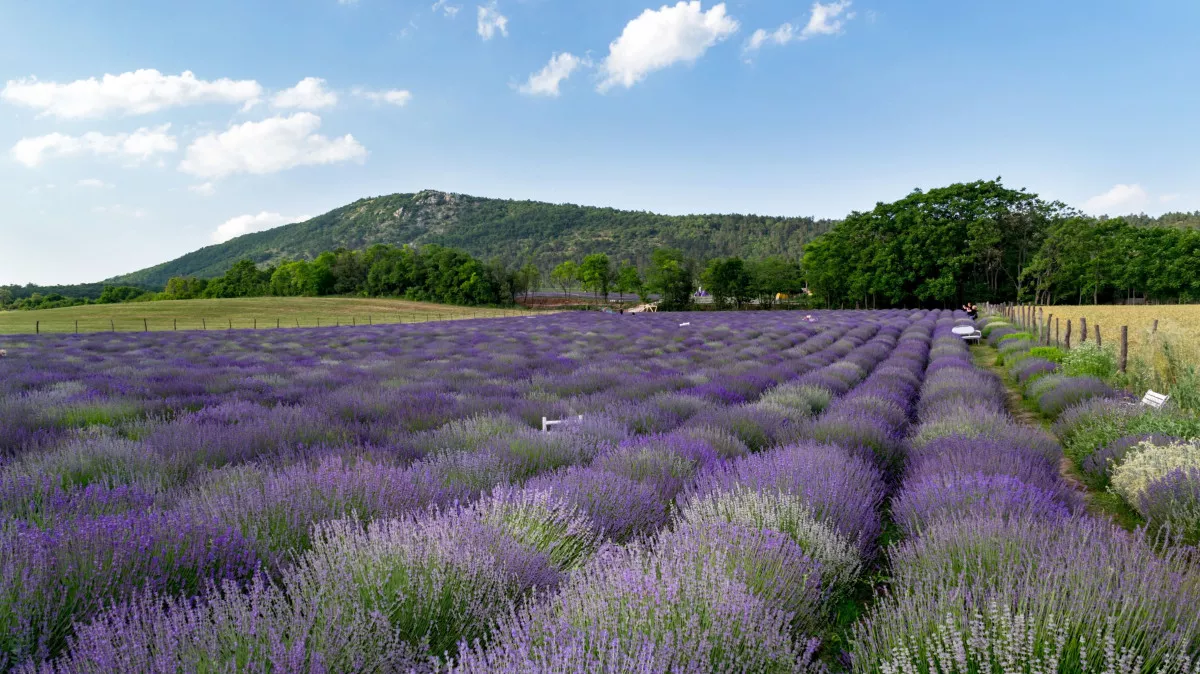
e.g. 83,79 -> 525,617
106,190 -> 836,288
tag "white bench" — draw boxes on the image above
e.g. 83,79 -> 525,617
542,415 -> 583,432
951,325 -> 982,343
679,322 -> 691,327
1141,390 -> 1170,409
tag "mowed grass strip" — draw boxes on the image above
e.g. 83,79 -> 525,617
0,297 -> 537,334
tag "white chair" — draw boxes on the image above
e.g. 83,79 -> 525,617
1141,390 -> 1170,410
951,325 -> 982,343
542,415 -> 583,432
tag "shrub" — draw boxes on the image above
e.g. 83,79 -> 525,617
0,511 -> 258,665
1110,439 -> 1200,509
1029,346 -> 1066,363
1034,376 -> 1116,419
1055,399 -> 1200,463
892,473 -> 1071,535
686,442 -> 886,556
675,486 -> 860,591
1138,467 -> 1200,546
980,322 -> 1010,338
38,576 -> 426,674
182,456 -> 452,569
849,515 -> 1200,673
1062,341 -> 1118,380
451,543 -> 822,674
1011,357 -> 1058,388
525,466 -> 669,543
290,512 -> 559,662
474,486 -> 601,571
657,522 -> 830,630
997,331 -> 1034,344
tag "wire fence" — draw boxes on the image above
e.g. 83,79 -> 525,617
8,309 -> 544,336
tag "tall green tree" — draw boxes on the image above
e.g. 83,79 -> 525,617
646,248 -> 694,311
803,179 -> 1069,308
614,263 -> 643,299
551,261 -> 578,298
702,257 -> 754,309
517,262 -> 541,302
579,253 -> 613,302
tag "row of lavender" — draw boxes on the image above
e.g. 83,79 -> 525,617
0,311 -> 918,670
984,315 -> 1200,546
850,315 -> 1200,671
453,306 -> 937,671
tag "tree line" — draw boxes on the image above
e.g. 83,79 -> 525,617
2,243 -> 809,314
802,179 -> 1200,308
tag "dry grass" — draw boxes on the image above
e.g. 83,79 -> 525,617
0,297 -> 540,335
1034,305 -> 1199,360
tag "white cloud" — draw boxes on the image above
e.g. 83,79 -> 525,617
179,113 -> 367,180
801,0 -> 854,37
357,88 -> 414,106
338,0 -> 358,5
1160,193 -> 1181,204
212,211 -> 308,243
77,178 -> 113,188
519,53 -> 586,97
1,70 -> 262,119
188,182 -> 216,196
598,1 -> 739,92
1084,184 -> 1149,214
433,0 -> 461,17
271,77 -> 338,109
745,1 -> 854,54
747,23 -> 795,51
11,125 -> 177,167
477,2 -> 509,40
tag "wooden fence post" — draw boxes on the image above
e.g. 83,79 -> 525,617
143,318 -> 148,332
111,319 -> 115,332
228,319 -> 232,330
1096,325 -> 1102,348
277,318 -> 281,329
201,319 -> 206,330
1152,319 -> 1159,334
1046,314 -> 1053,344
173,319 -> 177,331
1119,326 -> 1129,373
35,321 -> 39,334
1080,317 -> 1088,342
1065,320 -> 1072,349
253,318 -> 257,330
75,320 -> 78,334
1056,318 -> 1060,346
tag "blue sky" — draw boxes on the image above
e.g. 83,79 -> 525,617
2,0 -> 1197,285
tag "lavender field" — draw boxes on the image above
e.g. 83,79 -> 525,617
0,310 -> 1197,673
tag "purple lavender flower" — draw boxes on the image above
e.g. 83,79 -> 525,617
686,442 -> 886,556
451,542 -> 823,674
525,466 -> 670,542
892,472 -> 1072,535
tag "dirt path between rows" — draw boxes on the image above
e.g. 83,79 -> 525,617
970,345 -> 1094,504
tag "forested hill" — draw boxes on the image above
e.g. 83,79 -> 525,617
108,190 -> 835,288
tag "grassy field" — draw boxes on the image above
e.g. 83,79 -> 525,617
1035,305 -> 1199,355
0,297 -> 538,335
